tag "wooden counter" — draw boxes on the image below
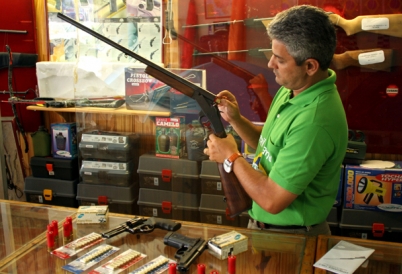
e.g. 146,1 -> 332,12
0,200 -> 316,273
315,235 -> 402,273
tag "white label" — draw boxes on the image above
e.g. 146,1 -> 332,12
49,171 -> 55,176
38,196 -> 43,203
152,208 -> 158,216
217,216 -> 222,224
358,50 -> 385,65
217,182 -> 222,191
82,160 -> 127,170
362,17 -> 389,30
81,134 -> 127,144
153,177 -> 159,186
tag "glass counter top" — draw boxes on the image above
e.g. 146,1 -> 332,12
0,200 -> 315,273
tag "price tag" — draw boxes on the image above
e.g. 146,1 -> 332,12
362,17 -> 389,30
358,50 -> 385,65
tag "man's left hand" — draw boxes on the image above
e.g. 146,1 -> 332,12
204,134 -> 239,163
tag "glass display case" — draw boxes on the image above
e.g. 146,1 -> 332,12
0,200 -> 316,273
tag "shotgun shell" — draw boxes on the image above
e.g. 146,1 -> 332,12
197,264 -> 205,274
47,230 -> 55,252
168,262 -> 177,274
63,220 -> 72,244
228,255 -> 236,274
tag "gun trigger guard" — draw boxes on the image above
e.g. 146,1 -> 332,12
176,246 -> 187,256
139,224 -> 154,233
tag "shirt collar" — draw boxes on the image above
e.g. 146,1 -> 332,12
284,69 -> 337,106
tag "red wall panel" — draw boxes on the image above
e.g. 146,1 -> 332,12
0,0 -> 42,132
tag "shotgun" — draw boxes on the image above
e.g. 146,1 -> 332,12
262,13 -> 402,38
57,12 -> 252,217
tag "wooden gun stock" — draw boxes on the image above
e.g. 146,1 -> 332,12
263,14 -> 402,38
218,164 -> 253,217
329,13 -> 402,38
331,48 -> 394,71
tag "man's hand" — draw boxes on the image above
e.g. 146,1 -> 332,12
205,134 -> 239,163
216,90 -> 241,123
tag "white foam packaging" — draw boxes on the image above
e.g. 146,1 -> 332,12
36,59 -> 148,99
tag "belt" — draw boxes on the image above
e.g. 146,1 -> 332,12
255,220 -> 316,230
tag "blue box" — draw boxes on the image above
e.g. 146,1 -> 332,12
51,122 -> 77,159
334,165 -> 345,207
344,162 -> 402,212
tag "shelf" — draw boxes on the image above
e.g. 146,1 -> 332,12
26,105 -> 171,117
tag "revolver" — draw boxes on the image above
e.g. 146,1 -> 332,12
101,216 -> 181,239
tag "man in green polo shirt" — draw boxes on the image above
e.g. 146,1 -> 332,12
205,5 -> 348,236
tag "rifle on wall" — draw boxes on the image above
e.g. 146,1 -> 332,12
57,13 -> 252,217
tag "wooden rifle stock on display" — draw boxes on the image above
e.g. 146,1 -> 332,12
263,48 -> 395,71
331,48 -> 395,71
328,13 -> 402,38
57,13 -> 252,217
262,13 -> 402,38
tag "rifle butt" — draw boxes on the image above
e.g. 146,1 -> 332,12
218,163 -> 252,217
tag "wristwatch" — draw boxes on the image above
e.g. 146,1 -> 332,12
223,152 -> 242,173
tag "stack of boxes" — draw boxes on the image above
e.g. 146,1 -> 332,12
24,123 -> 79,207
137,153 -> 201,222
137,116 -> 202,222
340,161 -> 402,241
75,131 -> 140,214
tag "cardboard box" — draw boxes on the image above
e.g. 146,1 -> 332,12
125,67 -> 205,115
344,162 -> 402,212
334,165 -> 345,207
76,205 -> 109,224
155,117 -> 185,159
51,122 -> 77,159
208,231 -> 248,260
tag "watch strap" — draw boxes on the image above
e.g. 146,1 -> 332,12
227,152 -> 242,163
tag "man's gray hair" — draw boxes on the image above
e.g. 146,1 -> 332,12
267,5 -> 337,70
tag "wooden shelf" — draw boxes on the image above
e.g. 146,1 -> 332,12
26,105 -> 171,117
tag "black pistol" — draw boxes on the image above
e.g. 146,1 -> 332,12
102,216 -> 181,239
164,231 -> 208,273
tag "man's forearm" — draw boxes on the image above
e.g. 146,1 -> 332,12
230,115 -> 262,150
232,157 -> 297,214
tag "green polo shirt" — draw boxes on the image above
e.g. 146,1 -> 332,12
250,69 -> 348,226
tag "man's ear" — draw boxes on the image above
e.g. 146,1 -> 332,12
305,58 -> 320,76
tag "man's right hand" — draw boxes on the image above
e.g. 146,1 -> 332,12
216,90 -> 241,123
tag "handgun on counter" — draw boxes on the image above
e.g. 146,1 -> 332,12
164,231 -> 208,273
101,216 -> 181,239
